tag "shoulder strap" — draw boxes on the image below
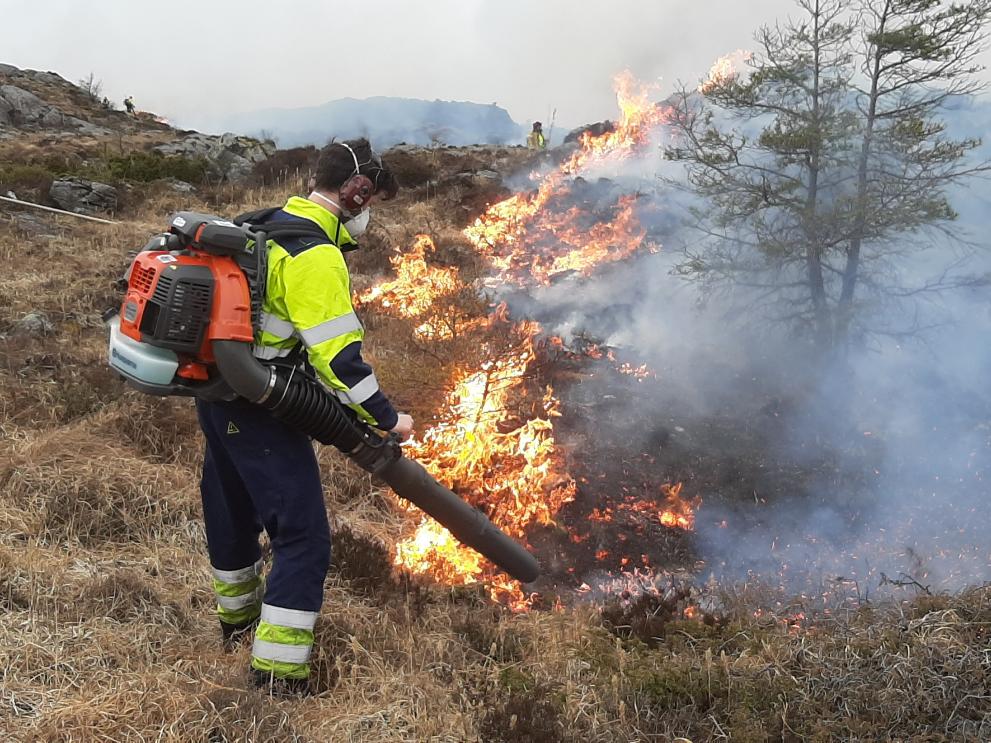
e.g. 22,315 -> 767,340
233,207 -> 279,227
234,207 -> 330,244
263,223 -> 329,242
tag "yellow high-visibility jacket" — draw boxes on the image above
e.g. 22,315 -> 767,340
252,196 -> 398,430
527,131 -> 546,149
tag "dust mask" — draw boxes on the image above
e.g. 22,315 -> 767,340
343,208 -> 370,238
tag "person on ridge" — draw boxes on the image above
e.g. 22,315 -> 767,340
527,121 -> 547,149
195,138 -> 413,695
123,96 -> 136,115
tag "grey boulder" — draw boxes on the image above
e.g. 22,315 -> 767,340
12,312 -> 55,337
0,84 -> 110,135
154,132 -> 275,182
49,177 -> 119,214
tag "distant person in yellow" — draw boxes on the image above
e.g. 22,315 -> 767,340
124,96 -> 136,115
527,121 -> 546,149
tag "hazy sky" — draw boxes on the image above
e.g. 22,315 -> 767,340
3,0 -> 990,133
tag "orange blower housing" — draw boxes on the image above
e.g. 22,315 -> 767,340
119,250 -> 254,362
112,213 -> 261,397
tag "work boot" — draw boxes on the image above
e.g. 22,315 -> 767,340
220,618 -> 258,651
250,668 -> 311,698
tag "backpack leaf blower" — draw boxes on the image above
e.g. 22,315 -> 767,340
107,212 -> 540,584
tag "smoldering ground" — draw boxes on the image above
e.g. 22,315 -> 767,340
487,99 -> 991,605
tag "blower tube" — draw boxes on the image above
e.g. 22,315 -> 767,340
213,340 -> 540,584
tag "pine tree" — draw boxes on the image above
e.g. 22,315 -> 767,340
668,0 -> 990,352
837,0 -> 991,340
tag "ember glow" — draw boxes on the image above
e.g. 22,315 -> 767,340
617,362 -> 655,380
658,483 -> 701,531
589,484 -> 700,533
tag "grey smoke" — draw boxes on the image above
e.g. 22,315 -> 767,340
200,96 -> 525,149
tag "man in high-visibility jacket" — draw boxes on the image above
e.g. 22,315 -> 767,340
527,121 -> 546,149
195,138 -> 413,694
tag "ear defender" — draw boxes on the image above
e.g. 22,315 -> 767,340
339,174 -> 374,212
337,142 -> 375,213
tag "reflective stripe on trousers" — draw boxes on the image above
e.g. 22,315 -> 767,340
212,558 -> 263,625
251,603 -> 319,678
212,559 -> 263,585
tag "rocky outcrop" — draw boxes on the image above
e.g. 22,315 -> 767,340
0,84 -> 110,136
154,132 -> 276,182
49,177 -> 118,214
455,169 -> 501,188
0,65 -> 68,88
160,178 -> 197,194
383,143 -> 534,188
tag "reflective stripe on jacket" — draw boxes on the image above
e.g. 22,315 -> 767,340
252,197 -> 399,430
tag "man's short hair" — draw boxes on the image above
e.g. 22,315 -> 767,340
313,138 -> 399,199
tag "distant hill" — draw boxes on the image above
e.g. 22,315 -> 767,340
0,63 -> 278,189
200,96 -> 526,149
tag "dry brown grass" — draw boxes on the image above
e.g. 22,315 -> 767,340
2,145 -> 990,741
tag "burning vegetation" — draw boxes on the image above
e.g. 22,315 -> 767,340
463,71 -> 666,287
356,73 -> 703,610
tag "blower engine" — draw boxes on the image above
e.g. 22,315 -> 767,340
108,212 -> 540,584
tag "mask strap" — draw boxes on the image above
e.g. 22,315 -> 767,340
338,141 -> 383,186
337,141 -> 361,179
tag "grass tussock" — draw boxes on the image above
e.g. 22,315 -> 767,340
72,569 -> 193,628
2,433 -> 198,545
88,395 -> 203,466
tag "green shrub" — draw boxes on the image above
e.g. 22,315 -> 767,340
0,163 -> 56,192
1,151 -> 209,192
84,152 -> 209,184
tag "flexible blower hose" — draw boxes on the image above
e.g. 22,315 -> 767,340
213,340 -> 540,584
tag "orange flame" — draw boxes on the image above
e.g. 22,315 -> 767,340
658,483 -> 701,531
699,49 -> 753,94
357,234 -> 484,340
393,316 -> 576,604
357,234 -> 460,317
464,72 -> 668,286
362,72 -> 689,609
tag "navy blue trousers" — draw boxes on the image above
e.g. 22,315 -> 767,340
196,398 -> 331,613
